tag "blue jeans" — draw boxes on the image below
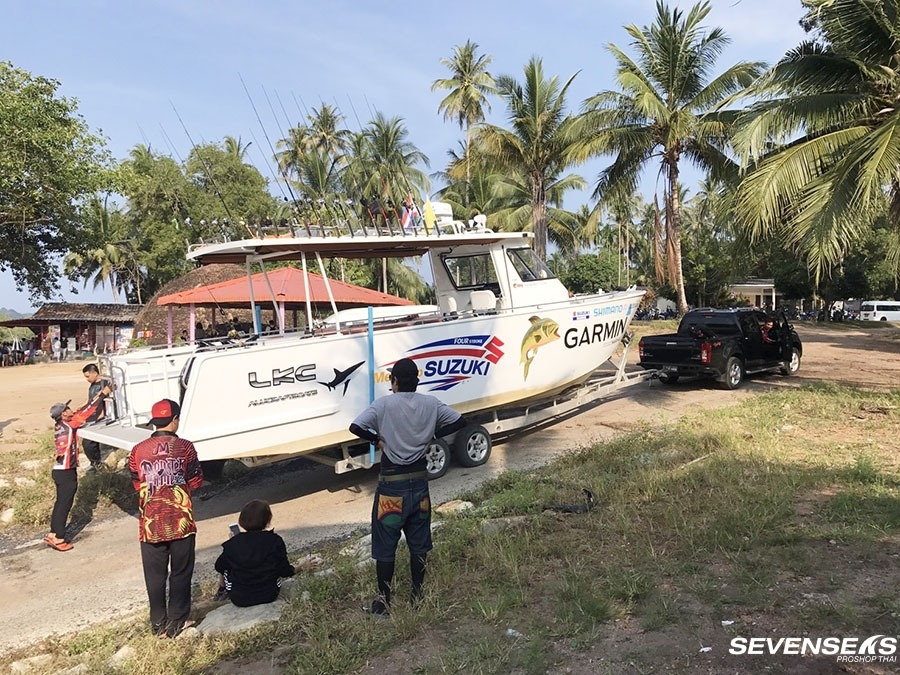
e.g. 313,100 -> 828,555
371,478 -> 432,562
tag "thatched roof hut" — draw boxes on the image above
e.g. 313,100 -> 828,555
132,264 -> 249,346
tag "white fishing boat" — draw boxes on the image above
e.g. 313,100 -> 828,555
80,205 -> 646,477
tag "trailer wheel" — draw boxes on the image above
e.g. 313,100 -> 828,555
425,438 -> 451,480
453,424 -> 492,468
780,348 -> 801,376
722,357 -> 744,390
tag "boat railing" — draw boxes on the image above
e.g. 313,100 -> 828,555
101,351 -> 188,427
187,211 -> 490,250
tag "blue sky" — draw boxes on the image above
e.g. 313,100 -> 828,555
1,0 -> 806,313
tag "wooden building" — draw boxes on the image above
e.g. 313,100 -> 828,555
0,303 -> 142,355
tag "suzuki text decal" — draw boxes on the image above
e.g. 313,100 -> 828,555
385,334 -> 505,392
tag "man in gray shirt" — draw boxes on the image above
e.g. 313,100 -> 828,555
350,357 -> 466,615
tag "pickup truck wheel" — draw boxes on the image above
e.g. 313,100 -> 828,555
780,348 -> 801,376
453,424 -> 492,468
425,438 -> 451,480
722,357 -> 744,390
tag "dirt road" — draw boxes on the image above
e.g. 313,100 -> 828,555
0,323 -> 896,654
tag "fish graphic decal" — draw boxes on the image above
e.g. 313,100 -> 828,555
318,360 -> 365,396
520,316 -> 560,380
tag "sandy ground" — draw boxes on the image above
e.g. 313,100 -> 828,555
0,322 -> 897,655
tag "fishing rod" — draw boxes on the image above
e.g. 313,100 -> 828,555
358,94 -> 432,237
332,197 -> 361,237
382,191 -> 405,235
290,93 -> 342,236
340,96 -> 387,237
239,74 -> 311,237
246,127 -> 304,237
135,124 -> 194,243
317,196 -> 351,237
267,87 -> 347,238
170,101 -> 239,241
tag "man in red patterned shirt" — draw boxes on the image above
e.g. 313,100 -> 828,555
129,398 -> 204,638
46,394 -> 107,552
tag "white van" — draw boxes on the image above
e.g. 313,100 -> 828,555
860,300 -> 900,321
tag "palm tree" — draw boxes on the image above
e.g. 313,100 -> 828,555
64,195 -> 127,302
733,0 -> 900,281
360,112 -> 430,201
478,57 -> 586,260
435,136 -> 584,253
223,135 -> 251,161
304,104 -> 352,159
276,104 -> 351,180
577,1 -> 764,313
275,126 -> 307,179
432,40 -> 497,205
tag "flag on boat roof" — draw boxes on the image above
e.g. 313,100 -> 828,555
401,195 -> 422,232
423,201 -> 436,234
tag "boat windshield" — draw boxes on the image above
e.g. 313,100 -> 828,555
442,252 -> 499,289
507,247 -> 555,281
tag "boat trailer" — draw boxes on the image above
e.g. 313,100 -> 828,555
309,333 -> 657,475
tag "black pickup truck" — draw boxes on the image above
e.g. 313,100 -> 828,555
637,308 -> 802,389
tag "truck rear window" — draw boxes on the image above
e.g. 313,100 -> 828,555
678,320 -> 740,337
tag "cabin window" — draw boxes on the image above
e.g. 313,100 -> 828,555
506,247 -> 555,281
442,253 -> 499,290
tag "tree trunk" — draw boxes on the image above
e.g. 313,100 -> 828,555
134,265 -> 143,304
666,160 -> 689,315
465,124 -> 471,210
653,197 -> 665,284
531,176 -> 548,260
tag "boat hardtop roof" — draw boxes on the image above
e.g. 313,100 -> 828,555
188,230 -> 534,265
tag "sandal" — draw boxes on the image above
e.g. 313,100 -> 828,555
44,535 -> 73,552
166,619 -> 197,638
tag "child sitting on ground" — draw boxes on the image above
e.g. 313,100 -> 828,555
214,499 -> 298,607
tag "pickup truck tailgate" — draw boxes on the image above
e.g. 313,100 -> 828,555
639,335 -> 701,365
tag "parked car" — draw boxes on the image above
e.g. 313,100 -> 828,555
637,307 -> 803,389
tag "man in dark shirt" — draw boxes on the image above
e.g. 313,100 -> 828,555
350,358 -> 466,615
81,363 -> 111,471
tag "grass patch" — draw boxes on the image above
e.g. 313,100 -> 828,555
4,382 -> 900,673
0,432 -> 136,529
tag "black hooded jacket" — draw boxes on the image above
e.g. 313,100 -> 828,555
214,530 -> 295,607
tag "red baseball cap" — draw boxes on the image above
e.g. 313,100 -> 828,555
149,398 -> 181,427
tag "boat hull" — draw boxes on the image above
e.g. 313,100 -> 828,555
81,289 -> 645,462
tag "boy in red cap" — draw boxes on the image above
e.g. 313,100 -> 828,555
128,398 -> 204,638
47,393 -> 108,551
